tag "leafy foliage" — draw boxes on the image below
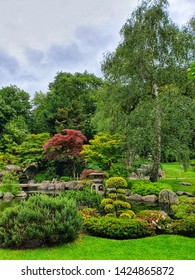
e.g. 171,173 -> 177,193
43,129 -> 87,159
43,129 -> 87,177
81,133 -> 123,171
95,0 -> 195,181
32,72 -> 103,138
64,187 -> 102,209
16,133 -> 50,166
131,180 -> 172,195
0,172 -> 21,195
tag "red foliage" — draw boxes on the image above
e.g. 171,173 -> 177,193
80,169 -> 101,179
43,129 -> 87,159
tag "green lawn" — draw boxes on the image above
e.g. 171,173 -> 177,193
0,234 -> 194,260
161,162 -> 195,180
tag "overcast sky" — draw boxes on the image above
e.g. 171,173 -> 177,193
0,0 -> 194,97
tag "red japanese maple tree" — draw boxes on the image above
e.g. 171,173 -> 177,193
43,129 -> 87,177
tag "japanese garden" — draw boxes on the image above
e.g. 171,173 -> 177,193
0,0 -> 195,260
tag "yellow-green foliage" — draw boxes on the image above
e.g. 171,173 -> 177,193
120,210 -> 136,219
81,133 -> 123,170
101,198 -> 113,206
119,210 -> 136,219
106,177 -> 128,189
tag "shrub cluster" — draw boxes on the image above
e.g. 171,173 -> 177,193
64,187 -> 102,209
0,194 -> 82,248
136,210 -> 172,233
131,181 -> 172,196
84,216 -> 155,239
0,171 -> 21,195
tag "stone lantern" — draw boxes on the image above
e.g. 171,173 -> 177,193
89,172 -> 106,195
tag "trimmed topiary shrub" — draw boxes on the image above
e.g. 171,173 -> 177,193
84,216 -> 155,239
119,210 -> 136,219
131,181 -> 172,196
106,177 -> 128,189
0,194 -> 82,248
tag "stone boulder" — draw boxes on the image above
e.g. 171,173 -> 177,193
64,181 -> 79,190
0,192 -> 3,198
38,181 -> 51,190
15,191 -> 27,198
176,191 -> 194,197
159,189 -> 179,205
141,194 -> 158,203
54,181 -> 65,190
127,194 -> 142,202
3,192 -> 14,201
159,189 -> 179,214
179,182 -> 192,186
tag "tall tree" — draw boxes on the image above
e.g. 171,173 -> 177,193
32,72 -> 103,139
96,0 -> 195,181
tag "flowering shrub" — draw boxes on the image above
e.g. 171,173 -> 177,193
136,210 -> 172,233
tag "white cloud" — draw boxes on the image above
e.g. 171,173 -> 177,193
0,0 -> 194,95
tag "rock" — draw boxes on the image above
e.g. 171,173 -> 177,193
159,189 -> 179,205
3,192 -> 14,200
0,192 -> 3,198
176,191 -> 194,197
64,181 -> 78,190
125,189 -> 131,196
180,182 -> 192,186
28,180 -> 37,185
142,194 -> 158,203
176,191 -> 185,196
159,189 -> 179,214
15,191 -> 27,198
48,186 -> 55,191
54,181 -> 65,190
127,194 -> 142,202
5,165 -> 21,172
38,181 -> 51,190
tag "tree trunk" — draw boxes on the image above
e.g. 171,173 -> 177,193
150,84 -> 161,182
72,160 -> 76,179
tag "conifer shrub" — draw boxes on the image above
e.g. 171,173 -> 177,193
0,194 -> 82,248
84,216 -> 155,239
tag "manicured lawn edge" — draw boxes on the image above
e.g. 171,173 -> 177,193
0,234 -> 194,260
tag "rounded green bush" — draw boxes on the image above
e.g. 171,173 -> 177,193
131,181 -> 172,196
101,198 -> 113,206
0,194 -> 82,248
120,210 -> 136,219
84,216 -> 155,239
106,177 -> 128,189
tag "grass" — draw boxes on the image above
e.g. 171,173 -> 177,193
161,162 -> 195,179
161,162 -> 195,193
0,234 -> 194,260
